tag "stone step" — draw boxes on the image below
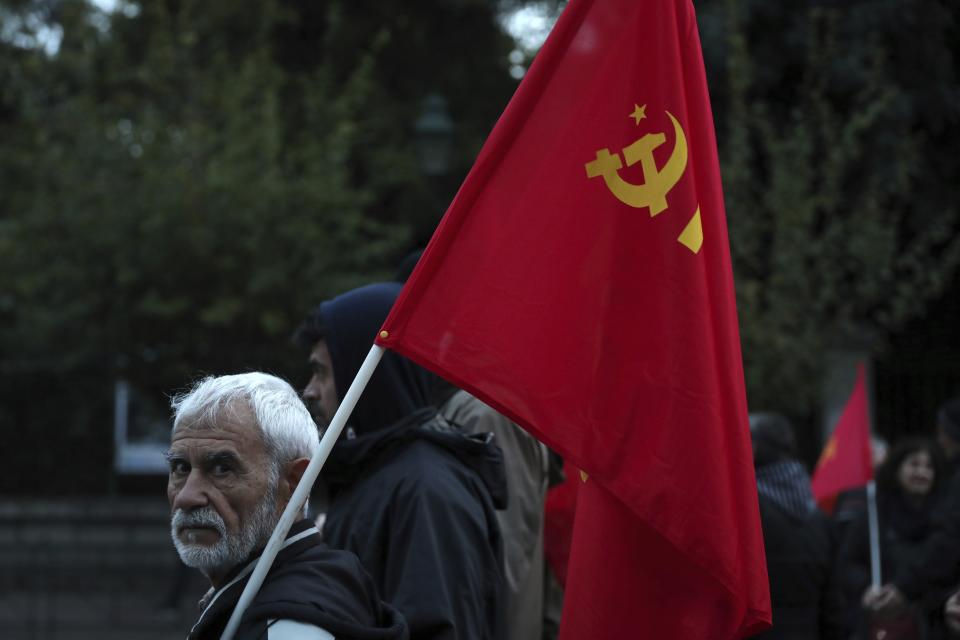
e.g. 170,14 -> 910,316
0,499 -> 170,524
0,584 -> 209,640
0,499 -> 217,639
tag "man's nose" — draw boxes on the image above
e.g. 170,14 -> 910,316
303,378 -> 321,402
172,470 -> 210,512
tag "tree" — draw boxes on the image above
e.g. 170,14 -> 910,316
0,0 -> 516,493
700,0 -> 960,439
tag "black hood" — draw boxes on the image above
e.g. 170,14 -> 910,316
324,410 -> 508,510
319,283 -> 507,508
320,283 -> 438,437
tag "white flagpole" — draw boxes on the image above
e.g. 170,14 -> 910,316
220,344 -> 386,640
866,479 -> 882,588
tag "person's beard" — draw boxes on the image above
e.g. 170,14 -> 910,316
170,474 -> 280,578
303,397 -> 330,433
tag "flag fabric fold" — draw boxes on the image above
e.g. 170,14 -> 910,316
812,363 -> 873,511
543,460 -> 580,588
377,0 -> 771,636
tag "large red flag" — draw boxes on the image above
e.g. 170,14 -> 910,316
812,363 -> 874,511
377,0 -> 771,636
543,461 -> 581,587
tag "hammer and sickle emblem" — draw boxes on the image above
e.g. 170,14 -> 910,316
584,111 -> 687,216
584,109 -> 703,253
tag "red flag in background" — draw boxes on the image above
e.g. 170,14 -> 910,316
377,0 -> 770,636
812,363 -> 874,512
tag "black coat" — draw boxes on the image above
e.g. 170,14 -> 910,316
316,283 -> 507,640
187,520 -> 407,640
894,463 -> 960,601
323,414 -> 507,640
838,490 -> 939,629
753,496 -> 843,640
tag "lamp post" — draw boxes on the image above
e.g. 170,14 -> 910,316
413,94 -> 455,176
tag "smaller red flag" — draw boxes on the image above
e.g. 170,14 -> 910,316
811,363 -> 873,511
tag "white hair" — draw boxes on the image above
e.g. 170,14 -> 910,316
170,372 -> 318,517
171,372 -> 319,462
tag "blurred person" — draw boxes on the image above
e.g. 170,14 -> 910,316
395,248 -> 553,640
749,412 -> 842,640
167,372 -> 406,640
438,385 -> 551,640
943,589 -> 960,637
837,438 -> 945,639
875,435 -> 892,467
295,283 -> 506,640
864,399 -> 960,623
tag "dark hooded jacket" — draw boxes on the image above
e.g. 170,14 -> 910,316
187,520 -> 407,640
753,460 -> 843,640
838,488 -> 941,638
893,448 -> 960,601
316,283 -> 507,640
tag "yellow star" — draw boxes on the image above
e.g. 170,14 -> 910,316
629,103 -> 647,125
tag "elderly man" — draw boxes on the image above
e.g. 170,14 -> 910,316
167,372 -> 407,640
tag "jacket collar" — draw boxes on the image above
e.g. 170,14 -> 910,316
189,520 -> 319,638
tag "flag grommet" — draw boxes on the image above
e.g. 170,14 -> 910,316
379,330 -> 389,340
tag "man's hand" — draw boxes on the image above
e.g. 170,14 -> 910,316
862,584 -> 907,616
944,590 -> 960,633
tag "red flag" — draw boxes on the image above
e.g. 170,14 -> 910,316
811,363 -> 873,511
377,0 -> 771,636
543,461 -> 581,587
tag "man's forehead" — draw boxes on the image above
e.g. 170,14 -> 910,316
170,426 -> 246,448
308,339 -> 329,361
170,401 -> 263,451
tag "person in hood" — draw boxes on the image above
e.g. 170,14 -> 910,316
167,372 -> 407,640
749,412 -> 842,640
294,282 -> 506,640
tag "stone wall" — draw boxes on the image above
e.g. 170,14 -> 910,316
0,498 -> 206,640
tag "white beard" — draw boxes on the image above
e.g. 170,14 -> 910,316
170,486 -> 279,577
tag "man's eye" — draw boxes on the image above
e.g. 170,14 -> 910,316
211,463 -> 233,476
170,460 -> 190,475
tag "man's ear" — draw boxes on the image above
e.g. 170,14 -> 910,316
280,458 -> 311,504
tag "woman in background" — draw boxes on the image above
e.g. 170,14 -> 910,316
838,438 -> 946,639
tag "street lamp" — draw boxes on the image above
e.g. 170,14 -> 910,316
414,94 -> 455,176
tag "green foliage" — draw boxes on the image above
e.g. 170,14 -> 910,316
0,0 -> 514,493
5,0 -> 956,490
704,0 -> 960,420
3,3 -> 389,382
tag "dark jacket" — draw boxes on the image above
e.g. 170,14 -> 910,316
839,490 -> 940,631
187,520 -> 407,640
753,462 -> 842,640
894,462 -> 960,601
318,283 -> 507,640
